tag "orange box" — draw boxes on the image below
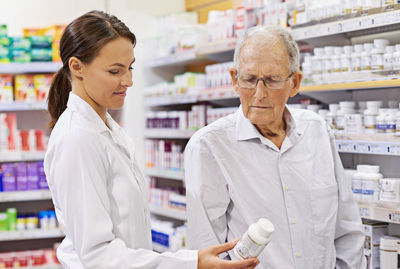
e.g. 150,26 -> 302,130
0,74 -> 13,104
14,75 -> 35,103
34,74 -> 53,102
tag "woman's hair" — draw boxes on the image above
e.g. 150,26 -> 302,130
47,10 -> 136,129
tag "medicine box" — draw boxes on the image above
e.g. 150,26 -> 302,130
363,220 -> 388,269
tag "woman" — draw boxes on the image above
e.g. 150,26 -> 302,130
45,10 -> 259,269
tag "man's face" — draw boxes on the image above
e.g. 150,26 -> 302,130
230,35 -> 301,128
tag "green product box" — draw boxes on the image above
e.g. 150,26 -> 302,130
0,58 -> 10,64
30,35 -> 53,48
0,37 -> 10,47
0,212 -> 8,231
0,25 -> 7,38
11,50 -> 31,63
0,45 -> 9,58
6,208 -> 17,231
11,37 -> 31,51
31,48 -> 53,62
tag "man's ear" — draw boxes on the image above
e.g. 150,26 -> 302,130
229,68 -> 239,95
69,56 -> 84,79
289,71 -> 302,97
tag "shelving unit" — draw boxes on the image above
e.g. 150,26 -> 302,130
145,168 -> 184,181
0,62 -> 61,74
0,152 -> 45,162
358,200 -> 400,224
0,190 -> 52,202
149,205 -> 187,221
0,102 -> 47,112
0,61 -> 61,253
0,229 -> 64,242
291,5 -> 400,42
144,129 -> 196,139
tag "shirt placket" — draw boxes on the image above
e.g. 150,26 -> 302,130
278,139 -> 303,269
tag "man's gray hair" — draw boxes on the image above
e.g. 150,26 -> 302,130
233,25 -> 300,73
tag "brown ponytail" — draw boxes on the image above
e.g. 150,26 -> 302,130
48,66 -> 71,129
47,10 -> 136,129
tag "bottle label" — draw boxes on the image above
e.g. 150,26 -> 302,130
234,232 -> 266,259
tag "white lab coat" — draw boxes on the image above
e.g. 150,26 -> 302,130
44,92 -> 198,269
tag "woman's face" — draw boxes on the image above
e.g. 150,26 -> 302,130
78,37 -> 134,114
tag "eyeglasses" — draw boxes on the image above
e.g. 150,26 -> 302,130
235,72 -> 294,90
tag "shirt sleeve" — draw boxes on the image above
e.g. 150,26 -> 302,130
184,136 -> 231,254
45,131 -> 198,269
328,130 -> 365,269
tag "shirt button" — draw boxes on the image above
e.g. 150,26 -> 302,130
296,253 -> 301,258
291,219 -> 296,224
284,186 -> 290,191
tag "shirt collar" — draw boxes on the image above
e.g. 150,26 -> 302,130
67,92 -> 112,134
235,105 -> 302,145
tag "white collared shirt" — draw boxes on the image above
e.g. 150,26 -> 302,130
45,92 -> 197,269
184,106 -> 364,269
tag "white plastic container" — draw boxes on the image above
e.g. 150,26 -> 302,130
312,48 -> 324,75
341,46 -> 353,72
384,46 -> 395,71
385,109 -> 397,134
380,236 -> 400,269
362,43 -> 374,71
332,47 -> 343,73
371,46 -> 385,71
376,109 -> 388,133
362,165 -> 382,201
380,178 -> 400,202
233,218 -> 274,260
323,46 -> 334,73
345,114 -> 363,134
326,104 -> 339,130
393,44 -> 400,70
351,44 -> 364,72
307,104 -> 320,113
352,165 -> 370,200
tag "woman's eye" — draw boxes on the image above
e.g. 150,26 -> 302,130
129,66 -> 134,71
109,70 -> 119,75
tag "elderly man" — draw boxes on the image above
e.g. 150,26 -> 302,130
184,25 -> 364,268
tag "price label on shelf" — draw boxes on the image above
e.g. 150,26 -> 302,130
359,206 -> 370,218
389,212 -> 400,223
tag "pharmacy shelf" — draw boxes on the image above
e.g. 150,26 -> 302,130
0,190 -> 52,203
145,168 -> 184,181
197,86 -> 237,101
301,79 -> 400,92
25,265 -> 64,269
0,102 -> 47,112
144,94 -> 198,107
196,38 -> 236,56
149,205 -> 187,221
358,201 -> 400,224
335,132 -> 400,155
0,152 -> 45,162
0,62 -> 62,74
292,5 -> 400,41
144,129 -> 196,139
0,229 -> 64,241
145,86 -> 237,107
148,49 -> 208,68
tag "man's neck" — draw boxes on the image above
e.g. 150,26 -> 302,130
256,119 -> 287,149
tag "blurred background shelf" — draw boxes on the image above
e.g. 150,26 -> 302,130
0,229 -> 64,242
0,190 -> 52,203
149,205 -> 187,221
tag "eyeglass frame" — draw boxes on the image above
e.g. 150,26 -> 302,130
234,71 -> 294,91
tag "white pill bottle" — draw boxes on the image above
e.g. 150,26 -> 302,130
232,218 -> 274,260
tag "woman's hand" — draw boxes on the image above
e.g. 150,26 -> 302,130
198,240 -> 259,269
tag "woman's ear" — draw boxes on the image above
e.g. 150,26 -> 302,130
69,56 -> 84,79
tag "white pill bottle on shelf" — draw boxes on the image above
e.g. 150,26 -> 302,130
232,218 -> 274,260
